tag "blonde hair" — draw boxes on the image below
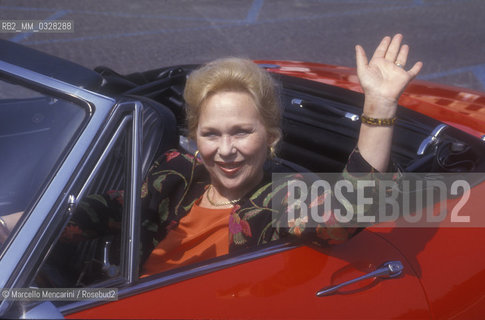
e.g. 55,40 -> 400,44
184,57 -> 281,148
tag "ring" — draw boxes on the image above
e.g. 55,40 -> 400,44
395,62 -> 404,69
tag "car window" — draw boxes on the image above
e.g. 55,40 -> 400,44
35,118 -> 132,289
0,79 -> 87,251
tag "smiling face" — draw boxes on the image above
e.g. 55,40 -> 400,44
196,90 -> 272,199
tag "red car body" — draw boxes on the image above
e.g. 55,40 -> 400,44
259,60 -> 485,138
68,61 -> 485,319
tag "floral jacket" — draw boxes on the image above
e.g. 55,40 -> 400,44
67,148 -> 392,265
137,148 -> 391,262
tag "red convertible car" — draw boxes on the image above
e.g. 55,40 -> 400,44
0,39 -> 485,319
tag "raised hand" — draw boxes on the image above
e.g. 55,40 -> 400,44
355,34 -> 423,118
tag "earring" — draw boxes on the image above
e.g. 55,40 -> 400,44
269,146 -> 276,159
194,150 -> 200,158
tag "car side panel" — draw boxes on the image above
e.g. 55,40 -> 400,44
68,230 -> 430,319
370,182 -> 485,319
257,60 -> 485,137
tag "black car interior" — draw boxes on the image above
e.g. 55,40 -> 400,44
95,63 -> 485,175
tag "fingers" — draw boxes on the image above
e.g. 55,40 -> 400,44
407,61 -> 423,79
355,44 -> 368,71
395,44 -> 409,68
371,36 -> 391,60
357,33 -> 422,80
371,34 -> 418,71
384,34 -> 403,62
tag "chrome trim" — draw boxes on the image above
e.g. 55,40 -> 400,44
0,60 -> 115,316
127,242 -> 297,294
67,194 -> 77,216
291,98 -> 304,107
67,195 -> 77,207
344,113 -> 360,122
417,124 -> 448,156
430,124 -> 448,139
101,240 -> 120,278
69,101 -> 141,283
291,98 -> 359,121
127,102 -> 143,283
76,116 -> 131,201
316,260 -> 404,297
481,135 -> 485,142
0,60 -> 114,108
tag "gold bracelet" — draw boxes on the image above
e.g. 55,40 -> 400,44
361,114 -> 397,127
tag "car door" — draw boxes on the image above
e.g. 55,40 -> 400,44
67,228 -> 430,319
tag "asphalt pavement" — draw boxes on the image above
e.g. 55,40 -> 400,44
1,0 -> 484,91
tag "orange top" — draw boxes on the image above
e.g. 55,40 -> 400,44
142,201 -> 232,276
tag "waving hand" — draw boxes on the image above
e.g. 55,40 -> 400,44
355,34 -> 423,172
355,34 -> 423,118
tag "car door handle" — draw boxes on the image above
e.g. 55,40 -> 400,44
316,261 -> 404,297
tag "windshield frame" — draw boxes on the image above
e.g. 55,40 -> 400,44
0,59 -> 116,315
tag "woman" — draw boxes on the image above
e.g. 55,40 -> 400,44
1,34 -> 422,276
139,34 -> 422,275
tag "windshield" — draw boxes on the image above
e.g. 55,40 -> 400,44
0,78 -> 87,246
